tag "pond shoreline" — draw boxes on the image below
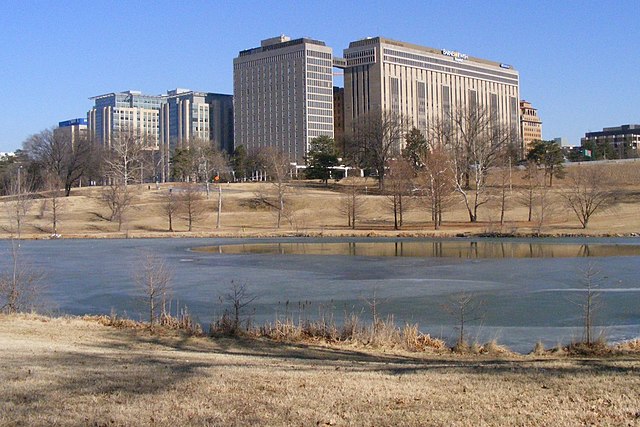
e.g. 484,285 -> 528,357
3,229 -> 640,241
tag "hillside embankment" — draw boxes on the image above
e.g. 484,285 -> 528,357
1,162 -> 639,240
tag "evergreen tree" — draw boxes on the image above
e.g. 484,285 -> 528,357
305,136 -> 338,185
526,140 -> 565,186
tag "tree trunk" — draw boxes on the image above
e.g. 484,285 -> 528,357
393,197 -> 398,230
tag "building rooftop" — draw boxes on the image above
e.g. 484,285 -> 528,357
585,125 -> 640,138
238,36 -> 327,57
346,36 -> 515,70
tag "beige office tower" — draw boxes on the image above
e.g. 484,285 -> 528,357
341,37 -> 521,152
520,100 -> 542,151
233,35 -> 334,165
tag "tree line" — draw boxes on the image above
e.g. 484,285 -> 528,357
0,105 -> 620,234
305,106 -> 617,231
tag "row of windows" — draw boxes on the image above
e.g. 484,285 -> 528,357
308,93 -> 333,102
308,101 -> 333,109
307,64 -> 332,74
308,129 -> 333,137
383,55 -> 519,86
307,57 -> 332,67
306,71 -> 332,81
308,86 -> 333,95
346,56 -> 375,66
234,50 -> 304,69
308,123 -> 333,131
307,79 -> 332,88
307,50 -> 332,60
383,48 -> 518,81
308,115 -> 333,124
345,48 -> 375,59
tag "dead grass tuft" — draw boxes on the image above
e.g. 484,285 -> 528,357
480,339 -> 513,356
531,340 -> 546,356
616,338 -> 640,352
566,339 -> 613,356
228,315 -> 447,353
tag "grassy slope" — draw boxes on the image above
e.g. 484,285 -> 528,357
1,315 -> 639,426
2,161 -> 640,239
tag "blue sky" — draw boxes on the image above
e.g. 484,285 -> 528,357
0,0 -> 638,152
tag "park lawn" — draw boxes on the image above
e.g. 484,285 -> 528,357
1,314 -> 639,426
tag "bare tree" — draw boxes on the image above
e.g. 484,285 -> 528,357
443,292 -> 483,351
348,110 -> 407,189
489,143 -> 519,228
217,281 -> 256,335
579,263 -> 601,346
258,148 -> 292,229
23,128 -> 91,196
103,130 -> 148,186
448,106 -> 517,222
532,179 -> 558,235
44,173 -> 64,235
517,160 -> 543,222
100,182 -> 135,231
134,252 -> 172,330
5,169 -> 34,239
414,144 -> 456,230
339,179 -> 366,229
161,189 -> 179,232
384,158 -> 414,229
561,166 -> 617,229
172,138 -> 230,184
567,263 -> 603,346
178,183 -> 206,232
0,240 -> 43,314
362,288 -> 388,333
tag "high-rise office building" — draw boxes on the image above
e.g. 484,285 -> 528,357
89,89 -> 233,181
520,100 -> 542,151
233,35 -> 334,165
159,89 -> 234,179
339,37 -> 521,152
87,90 -> 164,148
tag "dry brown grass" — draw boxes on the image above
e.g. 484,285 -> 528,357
248,316 -> 447,353
1,161 -> 640,239
1,314 -> 639,426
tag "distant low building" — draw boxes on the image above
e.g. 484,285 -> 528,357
56,118 -> 88,147
581,124 -> 640,160
553,137 -> 569,147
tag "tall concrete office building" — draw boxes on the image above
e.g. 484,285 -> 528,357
233,35 -> 334,165
339,37 -> 521,152
87,91 -> 164,148
159,89 -> 234,179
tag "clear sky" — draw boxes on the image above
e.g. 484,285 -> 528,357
1,0 -> 638,152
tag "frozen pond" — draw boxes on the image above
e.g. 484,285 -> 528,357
2,237 -> 639,353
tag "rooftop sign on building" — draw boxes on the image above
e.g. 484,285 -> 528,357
441,49 -> 468,62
